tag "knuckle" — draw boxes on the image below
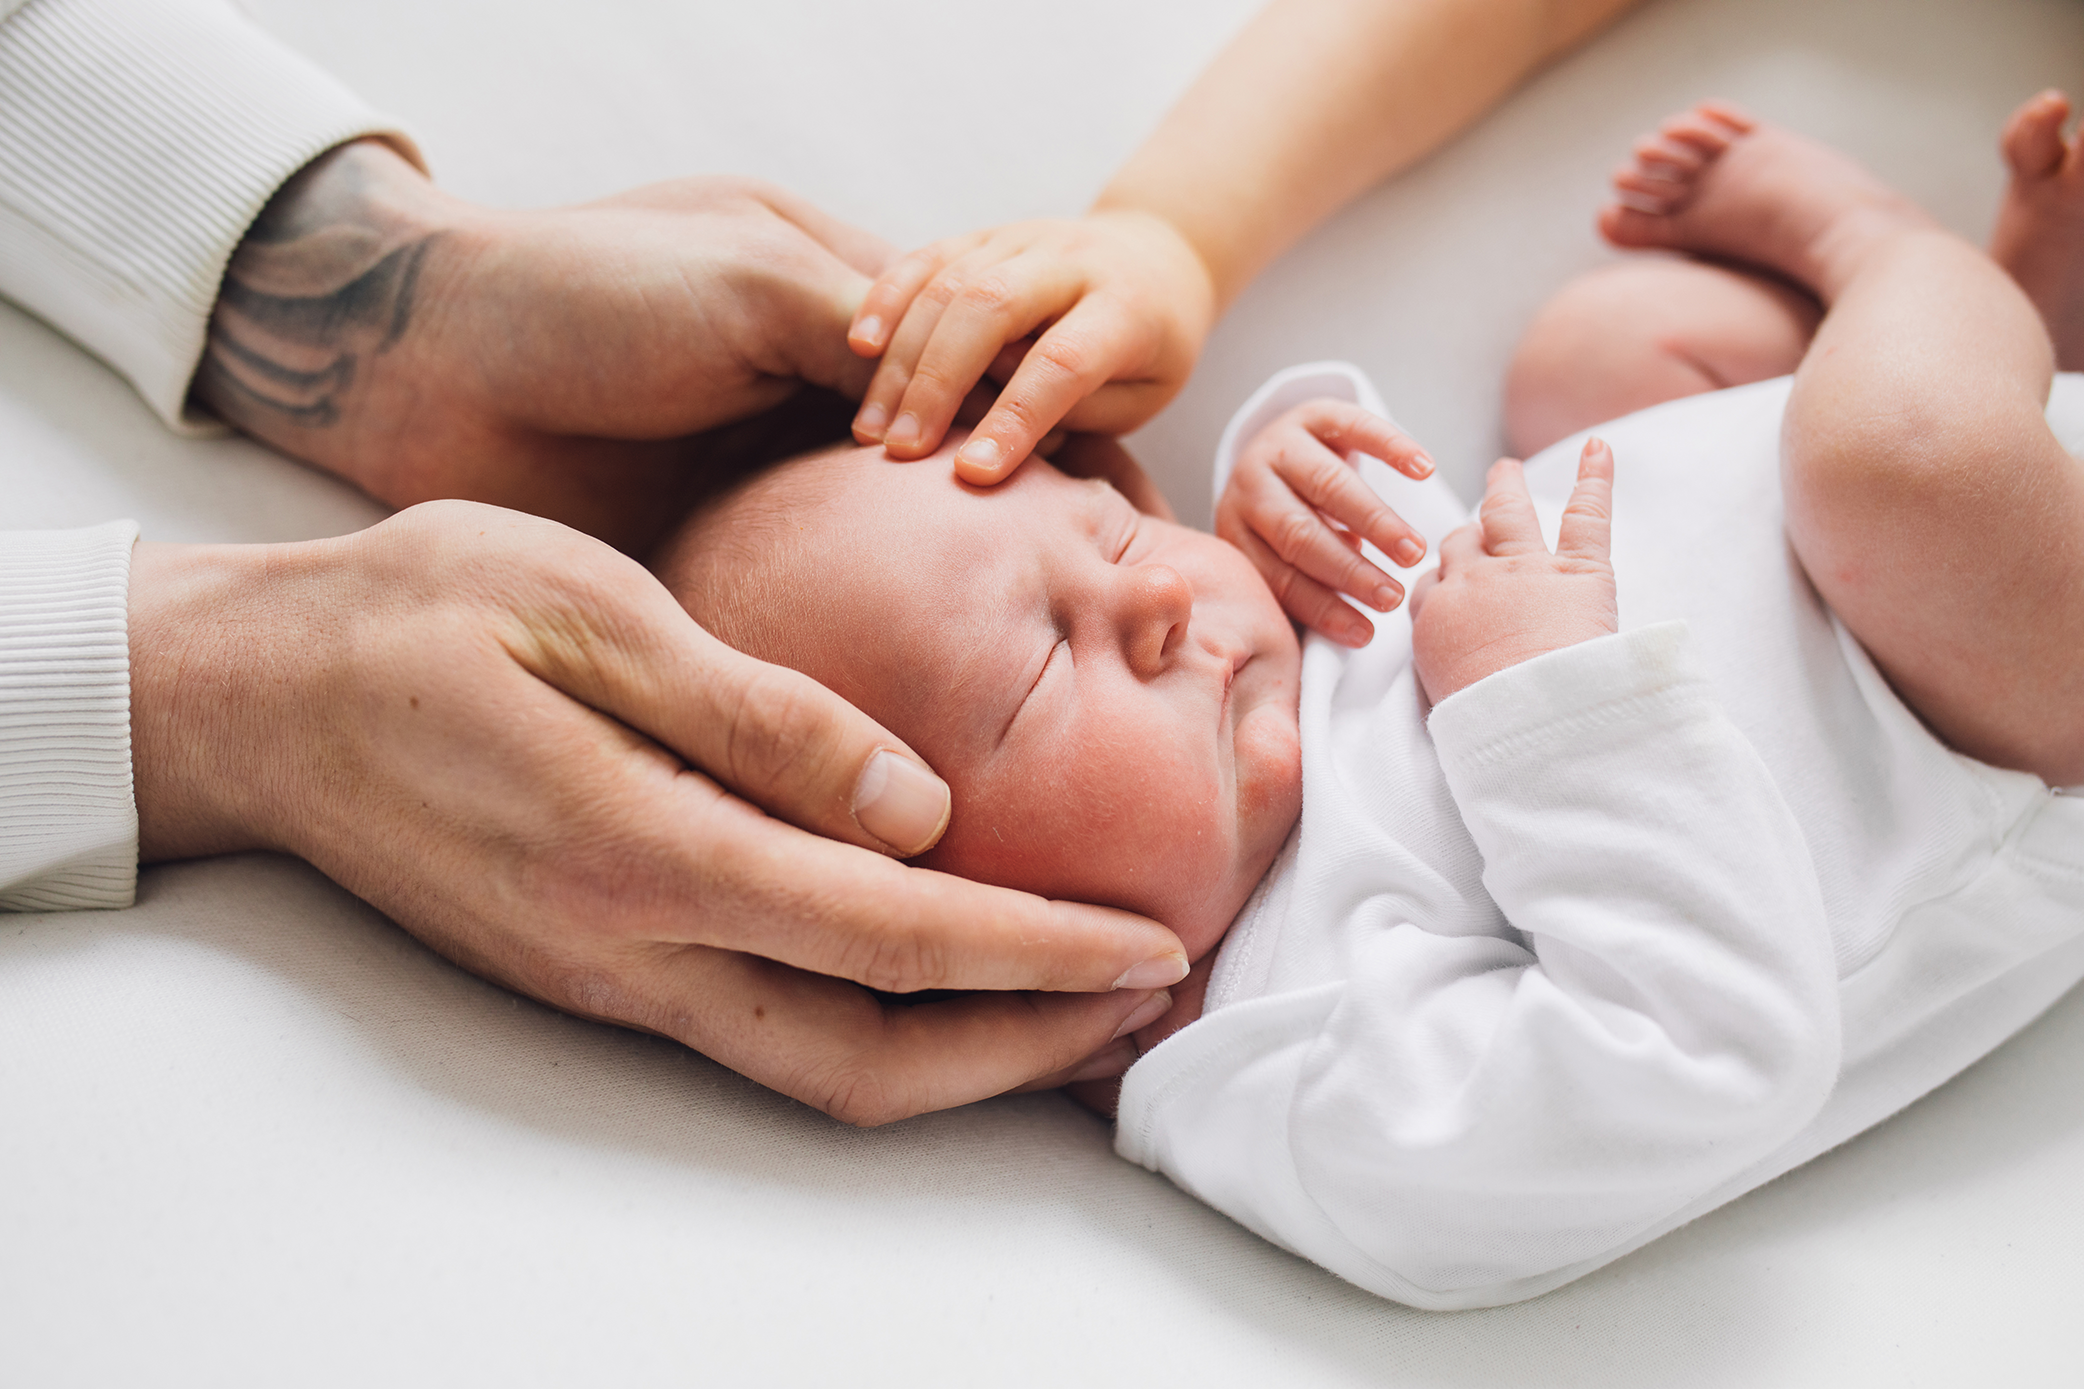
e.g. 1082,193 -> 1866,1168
1271,508 -> 1320,565
721,664 -> 841,797
813,1061 -> 904,1128
840,926 -> 947,995
957,273 -> 1019,318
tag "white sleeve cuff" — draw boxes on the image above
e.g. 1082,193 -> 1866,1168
0,0 -> 419,433
0,521 -> 141,911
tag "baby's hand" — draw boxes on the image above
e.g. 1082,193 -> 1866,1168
1411,440 -> 1619,705
1213,399 -> 1437,647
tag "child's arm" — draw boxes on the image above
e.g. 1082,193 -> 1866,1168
1214,398 -> 1438,647
847,0 -> 1647,483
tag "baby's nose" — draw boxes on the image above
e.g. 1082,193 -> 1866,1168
1121,563 -> 1193,678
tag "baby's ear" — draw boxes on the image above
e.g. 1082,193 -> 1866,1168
1047,433 -> 1178,520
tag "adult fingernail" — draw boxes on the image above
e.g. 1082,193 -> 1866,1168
855,402 -> 888,439
1110,989 -> 1173,1041
854,315 -> 884,347
852,749 -> 950,856
1113,955 -> 1187,991
1068,1040 -> 1138,1084
956,436 -> 1001,475
885,412 -> 921,451
1394,539 -> 1424,566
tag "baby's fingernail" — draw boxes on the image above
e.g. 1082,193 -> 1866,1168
1413,452 -> 1436,477
885,412 -> 921,451
855,402 -> 888,439
852,749 -> 950,856
1113,955 -> 1187,991
1372,584 -> 1400,610
853,314 -> 884,347
1338,617 -> 1372,647
956,436 -> 1002,474
1394,540 -> 1425,566
1110,989 -> 1174,1041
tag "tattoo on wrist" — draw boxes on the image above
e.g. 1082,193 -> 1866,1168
196,142 -> 443,432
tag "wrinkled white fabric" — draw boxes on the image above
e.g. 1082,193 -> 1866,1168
0,0 -> 414,432
0,0 -> 410,910
1117,365 -> 2084,1309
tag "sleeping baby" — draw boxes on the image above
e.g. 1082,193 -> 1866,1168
650,98 -> 2084,1310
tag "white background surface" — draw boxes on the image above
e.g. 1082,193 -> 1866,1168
6,0 -> 2084,1383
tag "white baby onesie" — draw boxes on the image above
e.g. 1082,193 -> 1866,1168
1116,363 -> 2084,1310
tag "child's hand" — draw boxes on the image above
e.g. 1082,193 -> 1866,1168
846,211 -> 1215,484
1411,440 -> 1619,705
1213,399 -> 1438,647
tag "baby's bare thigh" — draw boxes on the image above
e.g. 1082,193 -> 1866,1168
1505,259 -> 1819,457
1784,404 -> 2084,787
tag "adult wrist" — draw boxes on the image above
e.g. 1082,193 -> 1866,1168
129,538 -> 317,862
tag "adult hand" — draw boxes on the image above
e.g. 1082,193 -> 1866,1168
195,140 -> 893,554
128,501 -> 1188,1125
845,210 -> 1215,485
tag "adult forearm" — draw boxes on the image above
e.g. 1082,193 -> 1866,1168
1096,0 -> 1643,308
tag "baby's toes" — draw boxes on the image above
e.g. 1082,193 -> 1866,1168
1659,111 -> 1739,158
1634,134 -> 1706,177
1599,200 -> 1680,248
1612,163 -> 1689,211
2002,90 -> 2072,180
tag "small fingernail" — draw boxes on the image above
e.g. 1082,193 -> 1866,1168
1110,989 -> 1174,1041
1413,452 -> 1436,477
1339,619 -> 1371,647
1068,1040 -> 1138,1084
1113,955 -> 1187,991
1372,584 -> 1399,610
956,436 -> 1001,474
853,315 -> 884,347
855,402 -> 888,439
884,413 -> 921,451
851,749 -> 950,856
1394,539 -> 1425,566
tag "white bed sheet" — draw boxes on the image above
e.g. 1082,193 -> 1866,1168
5,0 -> 2084,1383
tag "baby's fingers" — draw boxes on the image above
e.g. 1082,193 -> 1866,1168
1294,399 -> 1437,482
1220,519 -> 1377,647
1477,457 -> 1546,556
1269,427 -> 1429,570
1226,465 -> 1405,613
1556,438 -> 1615,561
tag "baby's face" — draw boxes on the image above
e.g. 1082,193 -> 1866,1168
670,442 -> 1303,959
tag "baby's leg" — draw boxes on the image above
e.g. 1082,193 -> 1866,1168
1606,103 -> 2084,785
1504,258 -> 1819,457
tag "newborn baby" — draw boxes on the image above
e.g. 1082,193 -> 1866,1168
653,98 -> 2084,1309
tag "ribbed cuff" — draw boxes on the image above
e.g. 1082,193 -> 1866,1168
0,0 -> 419,433
0,522 -> 140,911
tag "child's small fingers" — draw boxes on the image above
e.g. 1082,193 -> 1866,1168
1477,458 -> 1547,556
848,237 -> 975,356
952,295 -> 1139,485
1269,428 -> 1427,568
1556,437 -> 1616,561
1235,471 -> 1405,611
1219,514 -> 1376,646
853,283 -> 962,447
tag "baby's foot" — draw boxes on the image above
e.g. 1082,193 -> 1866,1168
1599,102 -> 1936,304
1990,90 -> 2084,370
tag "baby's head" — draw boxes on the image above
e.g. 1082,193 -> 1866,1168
654,437 -> 1304,959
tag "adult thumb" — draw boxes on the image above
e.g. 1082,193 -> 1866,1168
506,553 -> 951,857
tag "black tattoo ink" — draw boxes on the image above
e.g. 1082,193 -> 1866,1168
194,143 -> 442,432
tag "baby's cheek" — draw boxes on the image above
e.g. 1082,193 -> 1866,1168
1234,703 -> 1303,829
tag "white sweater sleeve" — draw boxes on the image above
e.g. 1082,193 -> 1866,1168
0,0 -> 417,431
1117,624 -> 1841,1308
0,522 -> 140,911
